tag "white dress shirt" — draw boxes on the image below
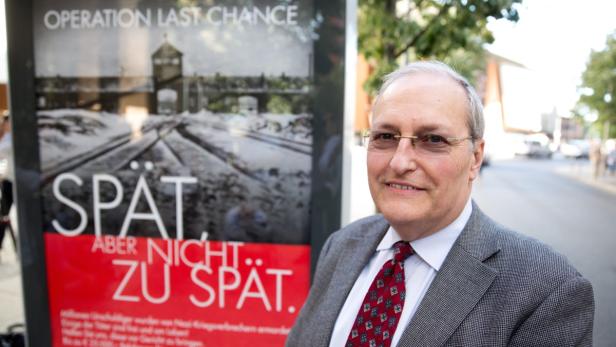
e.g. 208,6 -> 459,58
328,199 -> 473,347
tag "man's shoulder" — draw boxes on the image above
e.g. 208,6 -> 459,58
434,213 -> 594,347
476,214 -> 583,284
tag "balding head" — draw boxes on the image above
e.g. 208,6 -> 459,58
373,61 -> 484,141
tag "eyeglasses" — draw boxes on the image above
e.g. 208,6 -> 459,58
362,130 -> 474,155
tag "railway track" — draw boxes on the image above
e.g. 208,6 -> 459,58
40,115 -> 309,187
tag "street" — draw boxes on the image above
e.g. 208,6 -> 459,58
473,157 -> 616,347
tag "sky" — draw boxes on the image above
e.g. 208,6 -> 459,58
486,0 -> 616,117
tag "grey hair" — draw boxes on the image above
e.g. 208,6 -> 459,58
373,60 -> 485,140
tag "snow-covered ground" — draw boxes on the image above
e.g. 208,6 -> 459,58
38,110 -> 173,171
38,109 -> 312,244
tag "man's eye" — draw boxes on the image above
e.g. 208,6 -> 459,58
421,134 -> 448,144
372,132 -> 397,141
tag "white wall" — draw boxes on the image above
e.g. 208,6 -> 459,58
0,0 -> 7,83
340,0 -> 358,227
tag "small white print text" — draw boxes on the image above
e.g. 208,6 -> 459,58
59,309 -> 290,347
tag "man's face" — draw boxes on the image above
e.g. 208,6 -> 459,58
367,72 -> 483,239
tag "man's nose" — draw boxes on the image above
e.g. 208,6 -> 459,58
388,138 -> 418,174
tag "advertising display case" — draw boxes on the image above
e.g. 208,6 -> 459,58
6,0 -> 347,346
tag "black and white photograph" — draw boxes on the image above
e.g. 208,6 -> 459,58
33,0 -> 317,244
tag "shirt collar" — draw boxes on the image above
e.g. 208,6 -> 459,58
376,198 -> 473,271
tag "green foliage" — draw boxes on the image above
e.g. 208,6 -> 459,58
207,97 -> 227,113
359,0 -> 521,94
578,31 -> 616,137
267,95 -> 293,114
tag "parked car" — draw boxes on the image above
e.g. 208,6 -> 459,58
514,136 -> 552,158
482,153 -> 492,167
560,140 -> 590,159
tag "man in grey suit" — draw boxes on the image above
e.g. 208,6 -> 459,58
287,61 -> 594,347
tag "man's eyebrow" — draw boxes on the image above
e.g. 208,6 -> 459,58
371,123 -> 399,131
413,124 -> 444,133
372,123 -> 446,133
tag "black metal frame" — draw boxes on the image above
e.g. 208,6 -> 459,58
6,0 -> 52,346
309,0 -> 347,275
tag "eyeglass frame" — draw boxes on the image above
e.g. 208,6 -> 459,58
361,129 -> 476,154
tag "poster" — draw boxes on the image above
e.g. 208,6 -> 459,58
31,1 -> 320,345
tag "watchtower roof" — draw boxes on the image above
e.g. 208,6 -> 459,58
152,38 -> 183,59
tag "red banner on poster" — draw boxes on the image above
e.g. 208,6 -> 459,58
45,233 -> 309,347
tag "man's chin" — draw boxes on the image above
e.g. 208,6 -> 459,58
380,208 -> 425,227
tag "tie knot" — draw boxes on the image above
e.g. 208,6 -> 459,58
392,241 -> 414,264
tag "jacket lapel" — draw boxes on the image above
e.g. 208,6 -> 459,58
314,217 -> 390,346
397,204 -> 501,347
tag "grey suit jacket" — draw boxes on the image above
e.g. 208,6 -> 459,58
286,203 -> 594,346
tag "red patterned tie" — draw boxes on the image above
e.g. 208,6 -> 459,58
345,241 -> 414,347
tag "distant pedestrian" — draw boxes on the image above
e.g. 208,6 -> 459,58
607,148 -> 616,175
590,140 -> 603,179
0,112 -> 14,261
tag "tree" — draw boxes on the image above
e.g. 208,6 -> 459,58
577,31 -> 616,138
359,0 -> 521,94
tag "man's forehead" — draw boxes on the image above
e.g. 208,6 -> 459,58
380,71 -> 464,99
371,72 -> 468,124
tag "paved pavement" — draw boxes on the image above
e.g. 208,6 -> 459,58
0,232 -> 23,333
554,159 -> 616,195
0,158 -> 614,337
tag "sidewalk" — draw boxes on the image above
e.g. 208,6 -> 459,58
0,234 -> 23,333
555,160 -> 616,195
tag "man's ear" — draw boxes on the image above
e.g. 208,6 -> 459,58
469,139 -> 485,181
